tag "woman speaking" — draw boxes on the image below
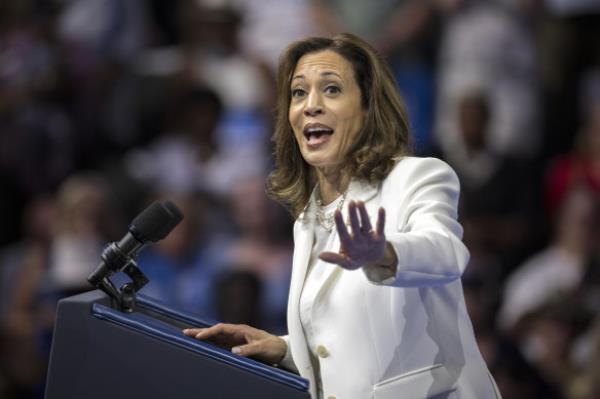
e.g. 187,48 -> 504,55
184,33 -> 501,399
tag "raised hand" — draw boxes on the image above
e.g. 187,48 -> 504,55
183,323 -> 287,365
319,200 -> 391,270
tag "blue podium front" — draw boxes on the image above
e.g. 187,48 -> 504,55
45,290 -> 310,399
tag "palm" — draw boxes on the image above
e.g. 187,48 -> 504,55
319,201 -> 387,270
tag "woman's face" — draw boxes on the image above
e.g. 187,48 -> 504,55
288,50 -> 365,170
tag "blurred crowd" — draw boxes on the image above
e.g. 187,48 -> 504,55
0,0 -> 599,398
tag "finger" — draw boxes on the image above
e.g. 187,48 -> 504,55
194,323 -> 239,340
376,207 -> 386,237
183,328 -> 205,336
348,201 -> 361,235
357,201 -> 373,233
334,210 -> 351,243
319,251 -> 355,269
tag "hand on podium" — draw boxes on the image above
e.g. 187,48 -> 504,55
183,323 -> 287,365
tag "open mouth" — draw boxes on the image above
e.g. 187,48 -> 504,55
303,123 -> 334,146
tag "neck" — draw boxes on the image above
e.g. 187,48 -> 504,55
316,166 -> 350,205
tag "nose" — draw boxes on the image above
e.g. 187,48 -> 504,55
303,91 -> 323,117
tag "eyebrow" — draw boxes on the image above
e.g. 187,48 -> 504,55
291,71 -> 342,81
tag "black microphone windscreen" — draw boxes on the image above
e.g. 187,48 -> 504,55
163,200 -> 184,224
130,201 -> 184,243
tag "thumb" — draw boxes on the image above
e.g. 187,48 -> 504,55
231,341 -> 264,357
319,252 -> 354,269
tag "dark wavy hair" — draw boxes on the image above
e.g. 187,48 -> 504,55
266,33 -> 411,218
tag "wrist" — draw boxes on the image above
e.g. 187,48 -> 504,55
273,336 -> 288,364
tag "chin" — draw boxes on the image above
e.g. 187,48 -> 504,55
303,156 -> 339,170
300,145 -> 342,169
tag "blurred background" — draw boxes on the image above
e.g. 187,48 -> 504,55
0,0 -> 599,397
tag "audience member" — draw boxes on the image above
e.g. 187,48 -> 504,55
124,87 -> 229,195
215,270 -> 263,327
499,187 -> 598,331
545,72 -> 600,218
436,88 -> 538,272
0,196 -> 56,399
435,0 -> 540,159
45,173 -> 114,294
538,0 -> 600,157
221,175 -> 293,334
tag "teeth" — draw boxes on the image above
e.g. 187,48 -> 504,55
305,127 -> 333,134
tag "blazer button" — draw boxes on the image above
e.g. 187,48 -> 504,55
316,345 -> 330,358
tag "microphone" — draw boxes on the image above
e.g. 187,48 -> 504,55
88,200 -> 183,287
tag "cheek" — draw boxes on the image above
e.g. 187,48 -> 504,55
337,98 -> 364,127
341,109 -> 365,139
288,106 -> 302,135
289,102 -> 301,124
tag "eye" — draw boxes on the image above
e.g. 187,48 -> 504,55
324,85 -> 341,95
291,88 -> 306,98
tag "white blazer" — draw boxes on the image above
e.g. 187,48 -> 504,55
282,157 -> 501,399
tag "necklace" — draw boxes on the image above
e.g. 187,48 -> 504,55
315,190 -> 347,231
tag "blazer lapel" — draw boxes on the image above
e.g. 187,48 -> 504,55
288,214 -> 314,319
287,197 -> 316,385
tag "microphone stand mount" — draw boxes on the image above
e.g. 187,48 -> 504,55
91,242 -> 149,313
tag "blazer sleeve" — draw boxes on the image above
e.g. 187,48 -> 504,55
363,157 -> 470,287
277,335 -> 298,373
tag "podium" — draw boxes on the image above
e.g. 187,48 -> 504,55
45,290 -> 310,399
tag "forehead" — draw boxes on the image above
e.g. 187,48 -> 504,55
292,50 -> 355,80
